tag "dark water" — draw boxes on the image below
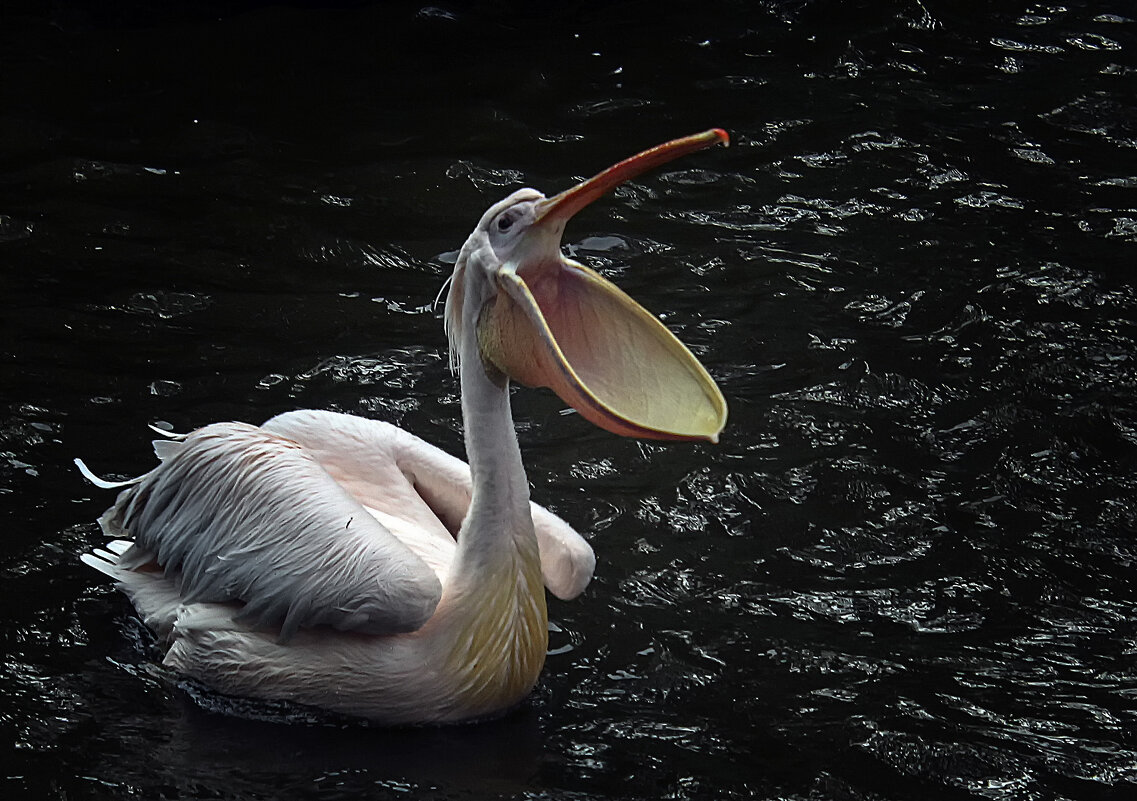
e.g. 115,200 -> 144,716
3,1 -> 1136,798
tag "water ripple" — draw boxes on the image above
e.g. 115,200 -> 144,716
4,2 -> 1136,799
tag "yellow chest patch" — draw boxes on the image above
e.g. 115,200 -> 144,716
443,553 -> 548,714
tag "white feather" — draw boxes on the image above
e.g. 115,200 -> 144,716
74,457 -> 143,490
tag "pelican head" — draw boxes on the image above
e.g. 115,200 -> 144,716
445,129 -> 729,443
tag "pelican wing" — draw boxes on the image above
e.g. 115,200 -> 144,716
262,410 -> 595,600
101,421 -> 443,640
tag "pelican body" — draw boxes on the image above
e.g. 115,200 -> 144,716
81,130 -> 729,725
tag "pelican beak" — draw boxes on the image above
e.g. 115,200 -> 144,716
477,129 -> 729,442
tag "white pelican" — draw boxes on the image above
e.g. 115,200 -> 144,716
79,129 -> 729,725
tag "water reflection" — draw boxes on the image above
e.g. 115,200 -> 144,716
158,703 -> 547,795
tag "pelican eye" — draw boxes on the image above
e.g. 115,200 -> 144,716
496,212 -> 516,232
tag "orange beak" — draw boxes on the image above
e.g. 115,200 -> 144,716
477,129 -> 729,442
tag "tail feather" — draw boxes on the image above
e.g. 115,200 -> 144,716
80,549 -> 125,579
152,439 -> 183,461
92,547 -> 121,563
81,544 -> 186,640
74,458 -> 143,490
75,422 -> 185,488
147,423 -> 187,439
107,540 -> 132,556
80,539 -> 144,578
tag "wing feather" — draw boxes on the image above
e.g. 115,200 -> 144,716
101,421 -> 442,640
263,410 -> 595,600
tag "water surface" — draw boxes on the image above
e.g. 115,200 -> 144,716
2,2 -> 1135,799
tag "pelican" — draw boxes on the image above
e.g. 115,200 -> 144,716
79,129 -> 729,725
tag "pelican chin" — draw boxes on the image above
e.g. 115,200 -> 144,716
79,129 -> 729,725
